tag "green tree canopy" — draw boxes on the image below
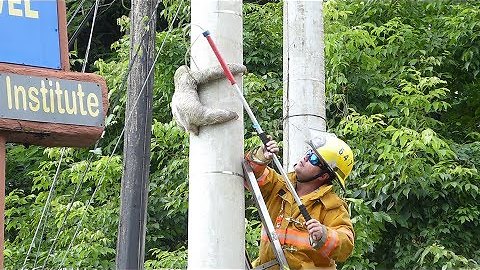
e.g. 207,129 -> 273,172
4,1 -> 479,269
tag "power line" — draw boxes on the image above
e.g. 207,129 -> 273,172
58,0 -> 184,267
22,0 -> 101,267
68,1 -> 97,49
43,0 -> 165,265
21,149 -> 65,270
67,0 -> 89,28
81,0 -> 101,73
39,152 -> 96,268
19,0 -> 183,267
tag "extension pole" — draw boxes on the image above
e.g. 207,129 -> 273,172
188,1 -> 244,268
0,136 -> 5,269
116,0 -> 156,268
203,31 -> 313,223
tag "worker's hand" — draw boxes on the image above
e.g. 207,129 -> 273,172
306,218 -> 326,243
262,136 -> 279,160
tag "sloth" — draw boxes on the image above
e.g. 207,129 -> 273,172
171,64 -> 247,135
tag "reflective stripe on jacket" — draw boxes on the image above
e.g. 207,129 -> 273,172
247,156 -> 355,270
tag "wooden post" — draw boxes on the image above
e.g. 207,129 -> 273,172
188,0 -> 245,268
116,0 -> 156,268
0,136 -> 5,269
283,0 -> 326,170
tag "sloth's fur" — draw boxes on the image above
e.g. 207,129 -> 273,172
171,64 -> 247,135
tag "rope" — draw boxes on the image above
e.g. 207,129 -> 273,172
59,0 -> 185,267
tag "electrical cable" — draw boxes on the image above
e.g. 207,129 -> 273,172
41,5 -> 163,270
22,0 -> 179,266
21,148 -> 66,270
58,0 -> 184,267
98,0 -> 119,17
46,0 -> 165,265
32,207 -> 51,268
68,1 -> 97,49
67,0 -> 89,28
39,152 -> 96,268
81,0 -> 101,73
22,1 -> 98,264
22,0 -> 101,267
30,0 -> 102,266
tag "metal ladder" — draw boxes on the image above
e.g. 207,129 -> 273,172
243,160 -> 290,270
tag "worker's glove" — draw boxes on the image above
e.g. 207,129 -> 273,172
249,146 -> 271,165
248,137 -> 279,164
306,219 -> 328,250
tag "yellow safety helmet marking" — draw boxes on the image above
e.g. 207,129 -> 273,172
307,133 -> 354,191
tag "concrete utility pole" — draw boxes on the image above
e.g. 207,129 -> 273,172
116,0 -> 156,268
283,0 -> 326,171
188,0 -> 244,268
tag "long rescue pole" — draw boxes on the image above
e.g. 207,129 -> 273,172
203,31 -> 312,222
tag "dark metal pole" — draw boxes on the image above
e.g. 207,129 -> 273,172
116,0 -> 156,268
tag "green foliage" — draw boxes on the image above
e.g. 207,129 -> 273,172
147,120 -> 189,253
244,2 -> 283,74
5,147 -> 121,268
244,72 -> 283,139
145,246 -> 187,269
323,1 -> 480,268
245,209 -> 262,260
340,198 -> 392,270
5,1 -> 480,269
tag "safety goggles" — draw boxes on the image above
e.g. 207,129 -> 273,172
305,149 -> 322,167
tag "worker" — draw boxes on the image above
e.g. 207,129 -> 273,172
246,133 -> 355,269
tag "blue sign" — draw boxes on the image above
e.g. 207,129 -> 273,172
0,0 -> 61,69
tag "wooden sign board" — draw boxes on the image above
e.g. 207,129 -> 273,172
0,64 -> 108,147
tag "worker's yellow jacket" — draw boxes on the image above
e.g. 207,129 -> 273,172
247,158 -> 355,270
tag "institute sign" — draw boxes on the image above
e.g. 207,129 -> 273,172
0,73 -> 104,127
